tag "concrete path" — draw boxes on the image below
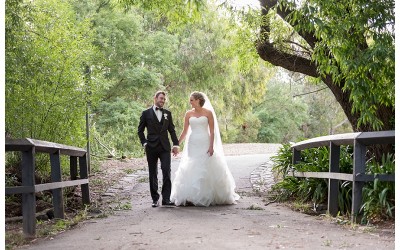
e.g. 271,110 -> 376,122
20,153 -> 394,249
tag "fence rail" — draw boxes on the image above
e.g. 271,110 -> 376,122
291,131 -> 395,222
5,138 -> 90,237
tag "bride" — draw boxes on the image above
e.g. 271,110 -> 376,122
171,92 -> 240,206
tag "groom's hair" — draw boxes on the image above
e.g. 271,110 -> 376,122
191,92 -> 205,107
154,90 -> 166,98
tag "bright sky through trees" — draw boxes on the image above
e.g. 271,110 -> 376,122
221,0 -> 260,10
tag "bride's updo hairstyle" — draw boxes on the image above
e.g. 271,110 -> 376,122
190,92 -> 206,107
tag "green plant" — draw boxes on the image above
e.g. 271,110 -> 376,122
323,240 -> 332,247
115,202 -> 132,211
138,177 -> 149,183
5,231 -> 28,250
246,204 -> 264,210
271,143 -> 294,178
361,154 -> 395,223
292,201 -> 311,213
123,169 -> 136,175
338,181 -> 352,217
269,142 -> 393,220
271,144 -> 330,205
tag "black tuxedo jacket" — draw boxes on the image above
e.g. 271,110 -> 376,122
137,107 -> 179,151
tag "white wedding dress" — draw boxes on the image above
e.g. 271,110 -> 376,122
171,116 -> 240,206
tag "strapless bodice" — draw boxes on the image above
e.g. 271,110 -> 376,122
189,116 -> 209,134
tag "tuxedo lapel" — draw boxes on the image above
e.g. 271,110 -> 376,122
150,108 -> 158,121
149,108 -> 163,131
160,111 -> 167,130
161,110 -> 165,122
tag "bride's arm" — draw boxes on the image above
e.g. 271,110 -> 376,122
207,110 -> 215,156
178,112 -> 190,145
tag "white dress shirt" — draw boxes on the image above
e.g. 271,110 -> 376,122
143,106 -> 179,150
153,105 -> 162,122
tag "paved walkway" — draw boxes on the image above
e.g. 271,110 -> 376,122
20,148 -> 395,249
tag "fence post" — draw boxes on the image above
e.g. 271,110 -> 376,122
21,147 -> 36,237
70,156 -> 78,180
50,150 -> 64,219
328,143 -> 340,216
79,154 -> 90,205
352,140 -> 366,223
292,148 -> 301,164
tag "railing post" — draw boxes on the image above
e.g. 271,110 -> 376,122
70,156 -> 78,180
352,140 -> 366,223
291,148 -> 301,176
328,143 -> 340,216
21,147 -> 36,237
50,150 -> 64,219
79,154 -> 90,205
292,148 -> 301,164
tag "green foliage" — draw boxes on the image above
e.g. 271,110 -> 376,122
7,0 -> 273,159
80,0 -> 271,154
255,80 -> 309,143
271,143 -> 395,221
252,69 -> 352,144
6,0 -> 98,148
270,143 -> 293,177
278,0 -> 395,130
6,0 -> 364,161
5,0 -> 104,178
232,113 -> 261,143
361,153 -> 395,223
271,144 -> 346,210
91,99 -> 144,158
116,0 -> 204,27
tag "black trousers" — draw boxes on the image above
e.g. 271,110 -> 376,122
145,144 -> 171,202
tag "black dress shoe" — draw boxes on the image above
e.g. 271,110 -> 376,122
162,200 -> 175,206
152,201 -> 159,207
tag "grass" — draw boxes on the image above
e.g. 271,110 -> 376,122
114,202 -> 132,211
246,204 -> 264,210
5,230 -> 27,250
123,169 -> 136,175
290,201 -> 312,213
322,239 -> 332,247
138,176 -> 149,183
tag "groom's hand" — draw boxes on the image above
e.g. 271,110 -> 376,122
142,143 -> 147,155
172,147 -> 179,156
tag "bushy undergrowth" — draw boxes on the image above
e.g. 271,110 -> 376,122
361,153 -> 395,223
270,143 -> 395,223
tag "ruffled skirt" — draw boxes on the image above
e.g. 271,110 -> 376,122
171,150 -> 240,206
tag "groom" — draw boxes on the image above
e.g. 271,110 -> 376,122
138,91 -> 179,207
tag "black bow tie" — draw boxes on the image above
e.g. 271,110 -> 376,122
155,107 -> 163,111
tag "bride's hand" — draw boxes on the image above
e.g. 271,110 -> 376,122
207,147 -> 214,156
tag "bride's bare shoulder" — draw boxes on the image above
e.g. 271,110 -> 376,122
185,110 -> 194,117
201,107 -> 210,113
202,108 -> 213,118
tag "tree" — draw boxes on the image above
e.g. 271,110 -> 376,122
5,0 -> 98,146
256,0 -> 394,133
255,76 -> 309,143
113,0 -> 270,144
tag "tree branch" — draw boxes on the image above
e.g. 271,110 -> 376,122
257,0 -> 318,76
257,41 -> 319,77
292,87 -> 328,97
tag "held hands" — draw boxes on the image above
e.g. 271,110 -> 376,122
172,147 -> 179,156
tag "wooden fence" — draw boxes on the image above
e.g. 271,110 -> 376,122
5,138 -> 90,237
291,131 -> 395,222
